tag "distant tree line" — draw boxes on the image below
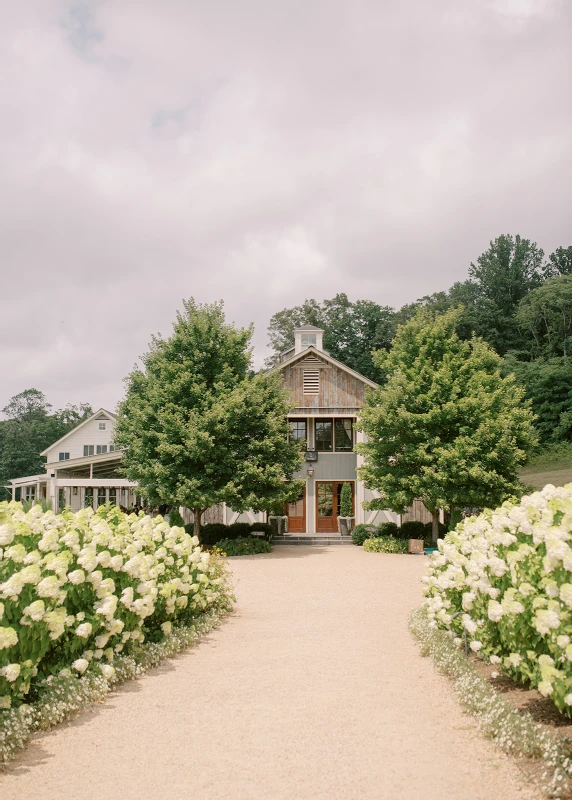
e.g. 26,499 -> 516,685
0,389 -> 92,500
266,235 -> 572,447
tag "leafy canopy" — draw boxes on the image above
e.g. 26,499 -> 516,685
516,275 -> 572,360
114,299 -> 303,529
357,308 -> 537,526
266,292 -> 395,382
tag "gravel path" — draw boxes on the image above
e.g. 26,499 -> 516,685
2,547 -> 539,800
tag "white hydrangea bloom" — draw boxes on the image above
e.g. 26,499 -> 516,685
72,658 -> 89,674
0,626 -> 18,650
2,663 -> 21,682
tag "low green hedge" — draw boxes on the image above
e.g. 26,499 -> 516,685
215,536 -> 272,556
363,536 -> 408,554
351,524 -> 377,546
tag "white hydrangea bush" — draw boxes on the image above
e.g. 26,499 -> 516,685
423,484 -> 572,715
0,501 -> 232,710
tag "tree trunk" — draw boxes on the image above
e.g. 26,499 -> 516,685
192,508 -> 204,544
432,509 -> 440,546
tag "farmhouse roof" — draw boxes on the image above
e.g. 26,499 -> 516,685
39,408 -> 116,456
272,346 -> 378,388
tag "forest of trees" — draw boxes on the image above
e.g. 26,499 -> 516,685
266,235 -> 572,448
0,389 -> 92,500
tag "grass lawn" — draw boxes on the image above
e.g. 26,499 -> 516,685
519,443 -> 572,490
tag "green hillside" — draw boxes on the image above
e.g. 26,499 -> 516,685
519,443 -> 572,490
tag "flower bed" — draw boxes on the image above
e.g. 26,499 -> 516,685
0,501 -> 233,717
423,484 -> 572,716
410,607 -> 572,798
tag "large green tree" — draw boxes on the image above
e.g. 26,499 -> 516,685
265,293 -> 395,382
357,309 -> 536,543
0,390 -> 92,500
114,299 -> 303,540
503,355 -> 572,444
516,275 -> 572,360
468,234 -> 545,354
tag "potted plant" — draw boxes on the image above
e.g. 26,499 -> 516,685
268,500 -> 288,537
337,482 -> 355,536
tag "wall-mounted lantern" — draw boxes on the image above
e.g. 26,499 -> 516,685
307,467 -> 314,477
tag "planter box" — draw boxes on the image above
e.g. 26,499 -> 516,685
338,517 -> 355,536
408,538 -> 425,554
269,515 -> 288,536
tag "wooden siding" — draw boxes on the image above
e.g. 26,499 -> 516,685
293,453 -> 357,481
282,361 -> 367,411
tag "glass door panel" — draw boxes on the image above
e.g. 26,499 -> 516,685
286,486 -> 306,532
316,482 -> 336,532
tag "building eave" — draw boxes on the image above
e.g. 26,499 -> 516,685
271,346 -> 378,389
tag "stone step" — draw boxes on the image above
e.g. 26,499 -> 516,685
273,536 -> 354,546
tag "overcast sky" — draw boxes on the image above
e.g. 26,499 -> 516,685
1,0 -> 571,415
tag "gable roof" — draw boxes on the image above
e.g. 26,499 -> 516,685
272,346 -> 378,389
40,408 -> 116,456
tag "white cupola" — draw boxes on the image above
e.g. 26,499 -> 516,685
294,325 -> 324,354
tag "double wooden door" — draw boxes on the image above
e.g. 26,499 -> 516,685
316,481 -> 354,533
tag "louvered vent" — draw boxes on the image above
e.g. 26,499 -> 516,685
303,369 -> 320,395
301,355 -> 324,366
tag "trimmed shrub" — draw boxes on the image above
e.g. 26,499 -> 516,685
422,521 -> 448,539
215,536 -> 272,556
352,524 -> 377,546
168,507 -> 185,528
339,483 -> 353,518
249,522 -> 273,541
197,523 -> 228,546
363,536 -> 408,554
398,520 -> 426,540
226,522 -> 253,539
378,521 -> 399,537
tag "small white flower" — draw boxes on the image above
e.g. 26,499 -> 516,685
565,694 -> 572,706
0,695 -> 11,709
161,621 -> 172,636
470,640 -> 483,652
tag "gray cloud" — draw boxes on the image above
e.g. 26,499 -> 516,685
1,0 -> 571,413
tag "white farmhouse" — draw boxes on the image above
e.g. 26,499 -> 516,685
8,409 -> 138,511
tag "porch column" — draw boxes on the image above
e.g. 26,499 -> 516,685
355,428 -> 366,525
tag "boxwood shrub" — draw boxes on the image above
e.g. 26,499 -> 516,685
249,522 -> 273,541
215,536 -> 272,556
378,521 -> 399,537
351,524 -> 377,546
398,520 -> 426,540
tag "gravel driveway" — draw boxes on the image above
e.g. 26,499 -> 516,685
2,547 -> 539,800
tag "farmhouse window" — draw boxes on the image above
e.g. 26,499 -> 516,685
289,419 -> 307,444
96,445 -> 108,454
97,487 -> 107,507
315,419 -> 333,451
99,422 -> 106,430
83,445 -> 95,456
335,419 -> 353,452
58,452 -> 70,461
303,369 -> 320,395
